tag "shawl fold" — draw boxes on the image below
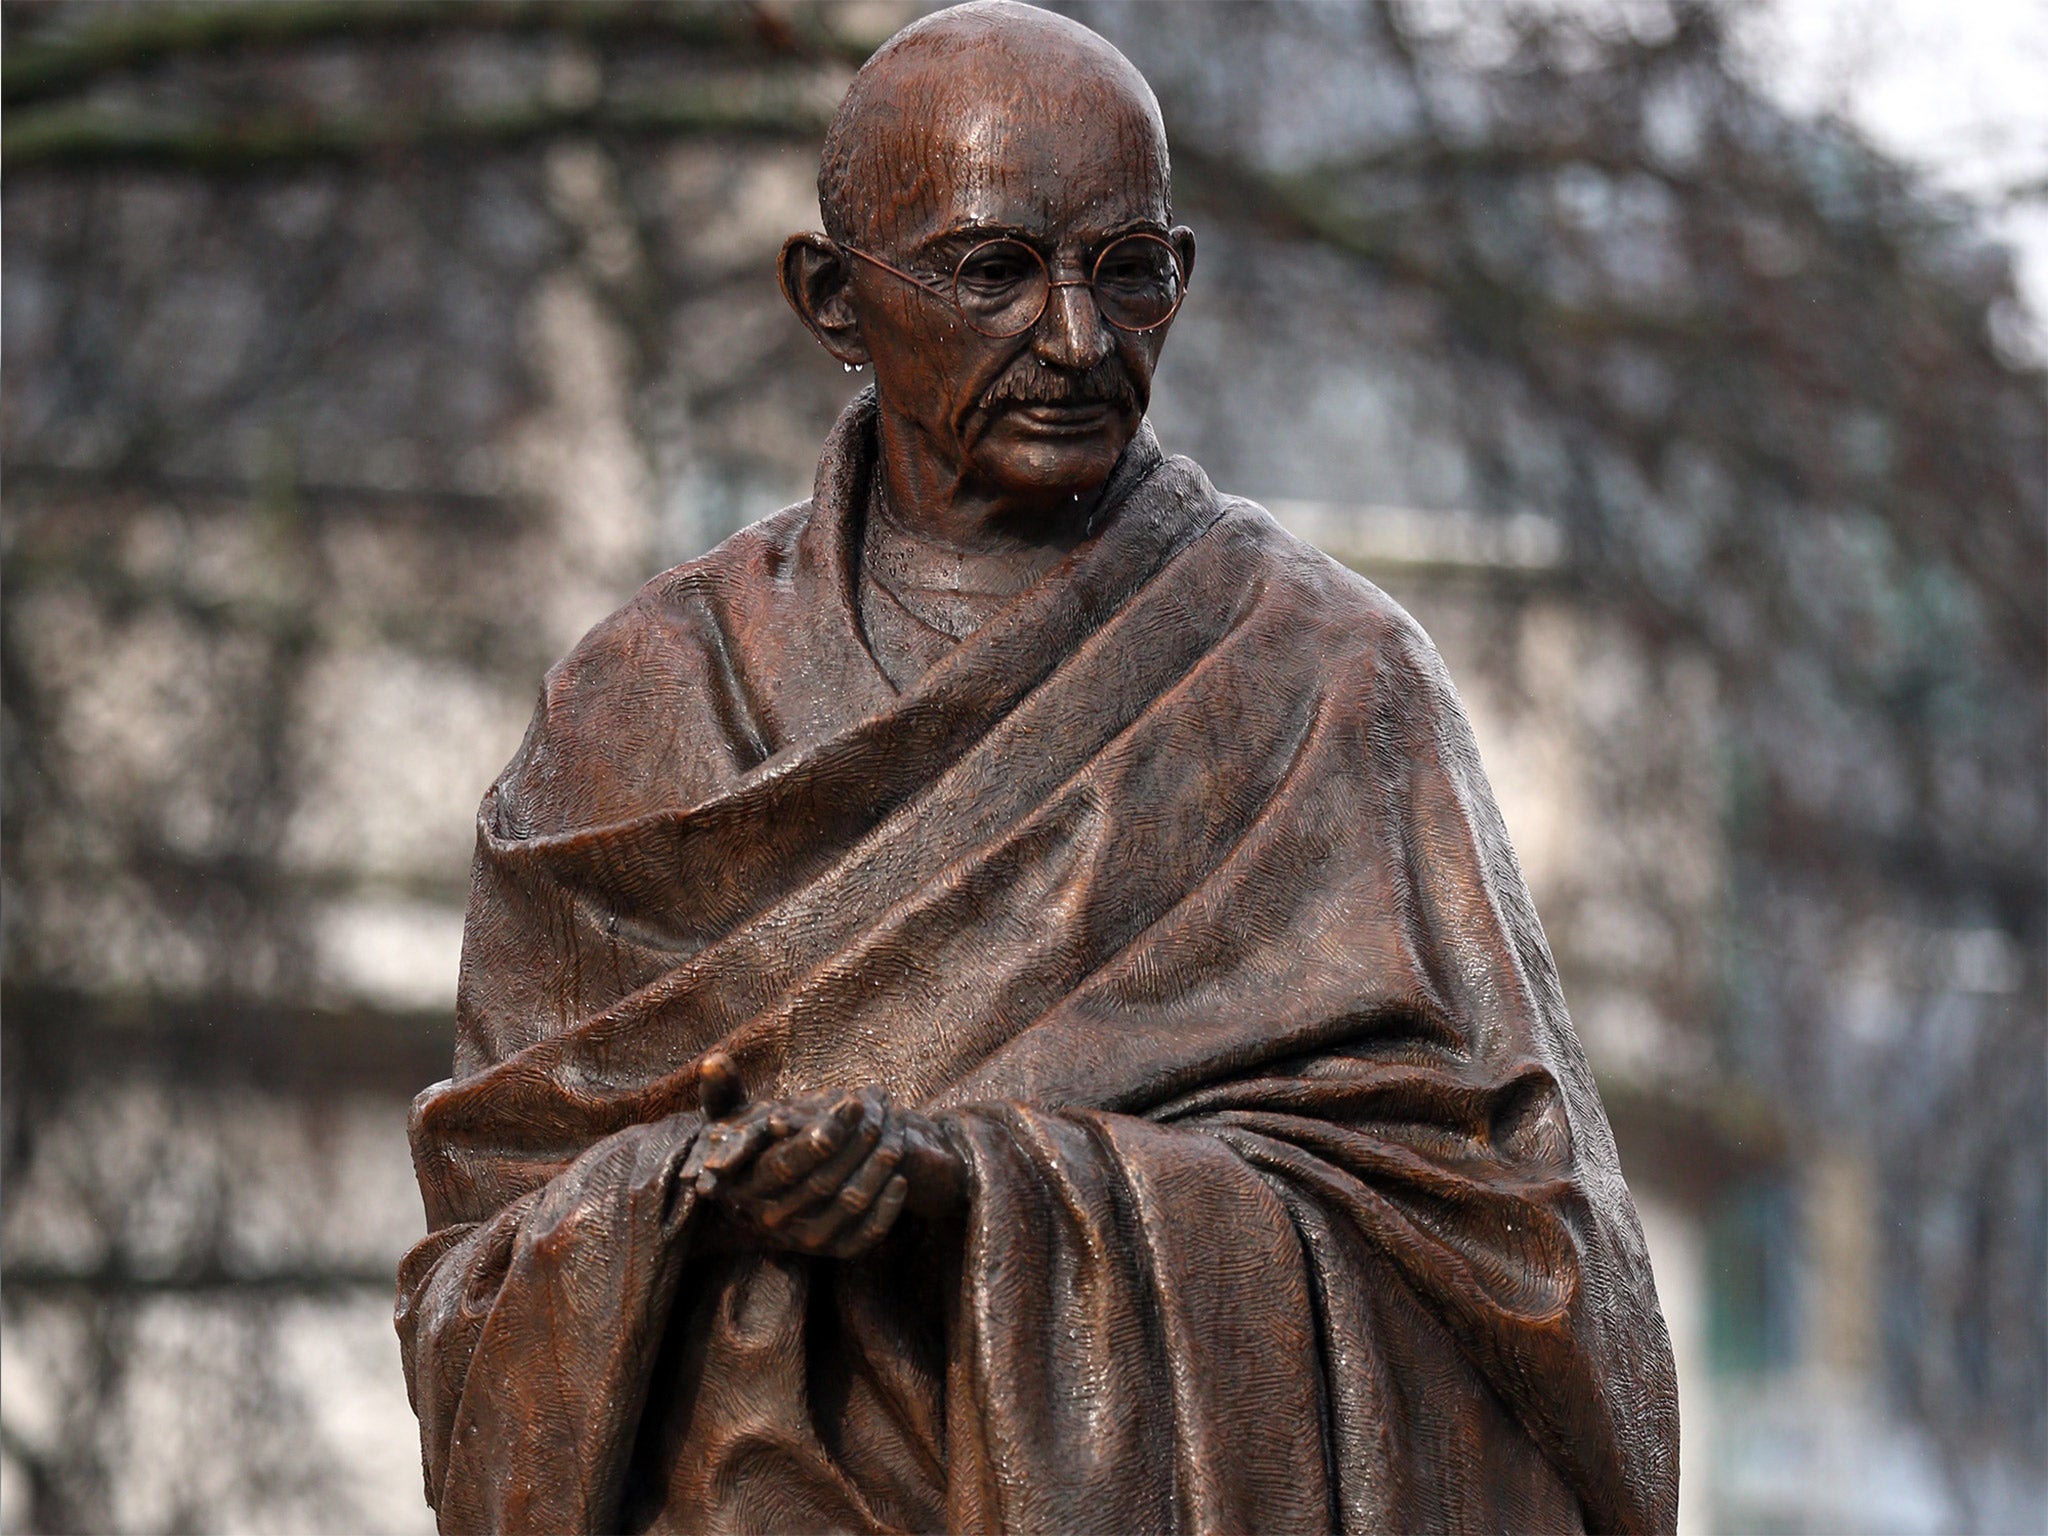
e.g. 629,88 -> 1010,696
398,390 -> 1679,1534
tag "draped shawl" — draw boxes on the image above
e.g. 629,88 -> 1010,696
397,391 -> 1679,1535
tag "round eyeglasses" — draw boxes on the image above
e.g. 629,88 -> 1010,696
839,232 -> 1187,338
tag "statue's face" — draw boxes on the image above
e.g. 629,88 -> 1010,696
847,85 -> 1190,506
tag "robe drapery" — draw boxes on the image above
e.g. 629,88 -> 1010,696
397,390 -> 1679,1535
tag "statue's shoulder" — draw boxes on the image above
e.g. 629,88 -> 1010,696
542,504 -> 810,694
629,501 -> 812,632
1202,491 -> 1475,754
1210,493 -> 1445,674
494,505 -> 812,831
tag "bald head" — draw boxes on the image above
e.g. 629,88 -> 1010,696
783,2 -> 1192,530
818,1 -> 1171,251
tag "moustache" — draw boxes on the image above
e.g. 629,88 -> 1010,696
980,359 -> 1139,413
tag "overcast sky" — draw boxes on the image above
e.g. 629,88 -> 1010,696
1467,0 -> 2048,356
1729,0 -> 2048,351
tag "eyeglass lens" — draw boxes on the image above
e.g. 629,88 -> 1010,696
952,234 -> 1183,338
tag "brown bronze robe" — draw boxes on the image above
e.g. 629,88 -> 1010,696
396,390 -> 1680,1534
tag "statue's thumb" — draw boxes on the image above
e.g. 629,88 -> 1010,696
695,1051 -> 746,1119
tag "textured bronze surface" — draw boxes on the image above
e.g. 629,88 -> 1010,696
397,5 -> 1678,1531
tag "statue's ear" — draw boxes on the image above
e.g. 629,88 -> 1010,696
1170,225 -> 1197,290
779,234 -> 870,367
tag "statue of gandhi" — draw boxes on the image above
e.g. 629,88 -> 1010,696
397,5 -> 1680,1532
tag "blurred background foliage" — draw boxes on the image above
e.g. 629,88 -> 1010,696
2,2 -> 2041,1531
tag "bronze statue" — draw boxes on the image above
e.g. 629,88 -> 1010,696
396,4 -> 1679,1530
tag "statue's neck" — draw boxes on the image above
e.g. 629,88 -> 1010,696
865,473 -> 1046,599
870,405 -> 1104,580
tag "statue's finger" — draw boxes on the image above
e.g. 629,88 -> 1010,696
684,1109 -> 757,1187
734,1087 -> 882,1199
698,1101 -> 774,1156
779,1124 -> 905,1246
765,1091 -> 840,1140
759,1118 -> 881,1228
832,1120 -> 906,1219
759,1116 -> 882,1228
828,1091 -> 870,1133
827,1174 -> 910,1259
791,1091 -> 893,1223
695,1051 -> 747,1119
749,1113 -> 850,1192
692,1115 -> 781,1192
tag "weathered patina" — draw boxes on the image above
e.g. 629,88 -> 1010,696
397,5 -> 1679,1531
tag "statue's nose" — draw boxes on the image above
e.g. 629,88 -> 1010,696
1032,279 -> 1113,370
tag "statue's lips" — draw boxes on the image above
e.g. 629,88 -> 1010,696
1003,400 -> 1115,433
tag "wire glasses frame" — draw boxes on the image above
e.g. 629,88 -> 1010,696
838,231 -> 1187,338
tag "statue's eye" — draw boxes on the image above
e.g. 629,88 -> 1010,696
957,243 -> 1041,293
1089,235 -> 1183,330
1097,246 -> 1172,292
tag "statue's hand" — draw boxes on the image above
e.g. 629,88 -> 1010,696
694,1087 -> 967,1258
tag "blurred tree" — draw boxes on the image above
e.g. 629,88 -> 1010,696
3,0 -> 2040,1527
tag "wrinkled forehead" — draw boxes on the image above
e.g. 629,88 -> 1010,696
847,58 -> 1171,255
